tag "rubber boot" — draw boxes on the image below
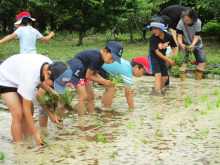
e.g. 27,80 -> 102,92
180,71 -> 186,81
195,68 -> 204,80
165,75 -> 170,86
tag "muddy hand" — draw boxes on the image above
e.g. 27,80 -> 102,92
53,114 -> 61,125
33,132 -> 43,146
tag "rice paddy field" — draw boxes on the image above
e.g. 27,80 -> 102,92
0,76 -> 220,165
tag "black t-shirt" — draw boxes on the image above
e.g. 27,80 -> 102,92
73,49 -> 104,78
160,5 -> 187,30
149,31 -> 177,60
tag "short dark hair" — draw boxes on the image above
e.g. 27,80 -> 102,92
181,7 -> 198,23
104,46 -> 111,53
21,17 -> 33,26
160,15 -> 171,27
130,59 -> 143,69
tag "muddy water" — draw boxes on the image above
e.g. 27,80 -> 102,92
0,76 -> 220,165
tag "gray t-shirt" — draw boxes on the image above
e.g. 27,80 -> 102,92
176,19 -> 203,49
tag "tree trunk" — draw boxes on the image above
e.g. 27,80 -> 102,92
77,30 -> 86,46
129,19 -> 133,43
50,16 -> 54,31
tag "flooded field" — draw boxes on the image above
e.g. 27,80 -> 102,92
0,76 -> 220,165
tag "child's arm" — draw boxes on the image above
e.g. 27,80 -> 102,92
40,31 -> 54,42
36,88 -> 61,125
124,85 -> 134,110
177,34 -> 186,51
155,49 -> 175,66
22,99 -> 43,146
86,69 -> 114,86
38,82 -> 59,98
0,33 -> 17,44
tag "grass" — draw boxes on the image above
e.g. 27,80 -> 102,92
201,95 -> 208,102
97,133 -> 108,143
0,152 -> 5,161
0,30 -> 219,65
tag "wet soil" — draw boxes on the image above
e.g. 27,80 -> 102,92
0,76 -> 219,165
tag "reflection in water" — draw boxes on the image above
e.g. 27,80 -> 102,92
0,77 -> 220,164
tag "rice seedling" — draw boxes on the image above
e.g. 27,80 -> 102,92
179,121 -> 185,126
200,110 -> 208,115
38,157 -> 45,165
185,97 -> 193,107
218,123 -> 220,128
142,138 -> 147,144
193,115 -> 198,121
109,73 -> 124,87
128,122 -> 133,129
97,133 -> 108,143
201,95 -> 208,102
216,98 -> 220,108
61,153 -> 67,157
203,129 -> 210,135
0,152 -> 5,161
156,113 -> 159,119
140,118 -> 144,126
171,126 -> 176,132
214,89 -> 219,95
190,132 -> 202,140
41,137 -> 59,148
78,144 -> 84,149
96,121 -> 102,127
110,151 -> 117,158
207,103 -> 214,110
128,108 -> 132,113
155,130 -> 162,137
133,142 -> 138,149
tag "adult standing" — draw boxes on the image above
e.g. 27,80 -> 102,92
160,5 -> 187,45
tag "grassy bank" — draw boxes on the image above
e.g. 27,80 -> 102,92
0,31 -> 219,66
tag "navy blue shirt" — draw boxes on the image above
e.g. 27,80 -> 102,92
73,49 -> 104,78
149,31 -> 176,60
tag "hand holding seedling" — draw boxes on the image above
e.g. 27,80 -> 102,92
180,43 -> 186,51
33,131 -> 43,146
49,114 -> 61,125
49,31 -> 55,38
167,59 -> 176,66
104,80 -> 114,87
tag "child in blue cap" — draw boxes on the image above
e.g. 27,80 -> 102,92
0,54 -> 72,146
147,17 -> 178,95
67,41 -> 123,117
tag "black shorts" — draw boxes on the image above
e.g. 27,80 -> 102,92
0,86 -> 17,94
149,55 -> 168,77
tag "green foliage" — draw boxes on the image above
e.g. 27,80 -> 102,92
216,98 -> 220,108
109,73 -> 123,86
155,130 -> 162,137
37,93 -> 59,113
110,151 -> 117,158
203,21 -> 220,37
184,97 -> 193,107
201,95 -> 208,102
171,52 -> 186,67
214,90 -> 219,95
200,110 -> 208,115
207,103 -> 214,110
171,65 -> 180,75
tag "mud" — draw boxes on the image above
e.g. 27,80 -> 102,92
0,76 -> 219,165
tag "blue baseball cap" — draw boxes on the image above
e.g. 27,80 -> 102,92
106,41 -> 123,64
49,61 -> 72,94
147,17 -> 167,31
67,59 -> 84,86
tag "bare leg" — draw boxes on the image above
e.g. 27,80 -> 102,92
154,73 -> 162,90
101,86 -> 117,108
75,86 -> 88,117
38,116 -> 48,127
22,101 -> 33,137
161,76 -> 168,88
1,92 -> 23,142
197,62 -> 206,71
85,83 -> 95,114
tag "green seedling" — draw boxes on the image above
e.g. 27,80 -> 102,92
96,121 -> 102,127
109,73 -> 123,87
140,118 -> 144,126
142,138 -> 147,144
169,152 -> 173,156
214,89 -> 219,95
172,126 -> 176,132
200,110 -> 208,115
203,129 -> 209,135
61,153 -> 67,157
207,103 -> 214,110
41,137 -> 59,148
110,151 -> 117,158
191,132 -> 201,140
128,108 -> 132,113
128,122 -> 133,129
78,144 -> 84,149
133,142 -> 138,149
180,121 -> 185,126
218,123 -> 220,128
201,95 -> 208,102
0,152 -> 5,161
97,134 -> 108,143
171,52 -> 186,66
156,113 -> 159,119
216,98 -> 220,108
44,27 -> 50,35
38,156 -> 45,165
155,130 -> 162,137
193,115 -> 198,121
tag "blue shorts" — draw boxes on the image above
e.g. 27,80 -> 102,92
149,54 -> 168,77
